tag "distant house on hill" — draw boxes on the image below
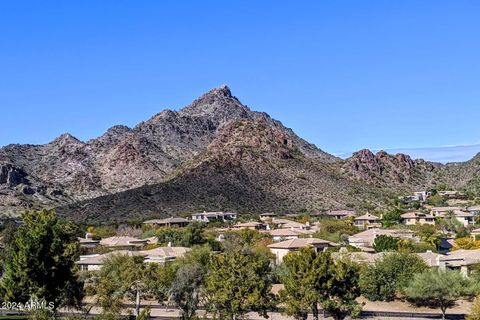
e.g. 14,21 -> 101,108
99,236 -> 148,250
271,218 -> 310,230
325,210 -> 355,219
438,190 -> 467,200
430,206 -> 462,216
268,238 -> 337,264
467,205 -> 480,214
77,233 -> 100,249
398,191 -> 429,203
353,213 -> 381,228
400,212 -> 435,225
267,228 -> 314,241
191,211 -> 237,223
435,209 -> 475,227
232,221 -> 267,230
259,212 -> 277,221
143,217 -> 189,228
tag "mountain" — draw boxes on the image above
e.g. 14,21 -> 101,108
57,119 -> 387,222
0,85 -> 336,217
1,85 -> 479,222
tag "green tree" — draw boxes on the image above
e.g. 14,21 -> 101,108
170,246 -> 211,320
1,209 -> 83,314
360,252 -> 427,301
86,253 -> 174,319
404,269 -> 475,320
281,248 -> 361,320
280,248 -> 331,320
322,258 -> 362,320
382,209 -> 403,227
204,251 -> 275,320
373,235 -> 398,252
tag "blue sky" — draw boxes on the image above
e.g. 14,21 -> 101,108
1,1 -> 480,162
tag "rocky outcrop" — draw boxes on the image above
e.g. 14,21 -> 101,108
343,149 -> 439,188
0,163 -> 30,187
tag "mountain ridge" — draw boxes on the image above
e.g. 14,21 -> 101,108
1,85 -> 479,221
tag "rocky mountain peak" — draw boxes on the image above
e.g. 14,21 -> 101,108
179,85 -> 248,119
50,133 -> 83,146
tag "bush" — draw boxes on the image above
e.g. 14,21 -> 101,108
313,219 -> 357,243
360,252 -> 427,301
373,235 -> 398,252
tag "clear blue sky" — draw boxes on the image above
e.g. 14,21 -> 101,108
1,1 -> 480,159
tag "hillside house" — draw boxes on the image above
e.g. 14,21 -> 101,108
191,211 -> 237,223
143,217 -> 189,228
99,236 -> 149,250
232,221 -> 267,230
400,212 -> 435,225
267,228 -> 314,241
325,210 -> 356,219
353,213 -> 381,228
259,212 -> 277,221
77,233 -> 100,249
437,210 -> 475,227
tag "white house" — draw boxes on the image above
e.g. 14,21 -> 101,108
191,211 -> 237,223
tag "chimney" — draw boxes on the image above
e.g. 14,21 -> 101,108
167,241 -> 172,247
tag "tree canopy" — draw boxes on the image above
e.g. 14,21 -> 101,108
360,252 -> 427,301
0,209 -> 84,313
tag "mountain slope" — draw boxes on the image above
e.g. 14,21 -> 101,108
57,120 -> 386,223
0,85 -> 335,215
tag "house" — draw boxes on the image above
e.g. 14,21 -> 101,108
143,217 -> 189,228
467,205 -> 480,214
400,212 -> 435,225
438,191 -> 467,199
353,213 -> 381,228
271,218 -> 310,230
191,211 -> 237,223
399,191 -> 429,203
76,250 -> 144,271
76,246 -> 191,271
268,228 -> 314,241
140,246 -> 191,263
332,250 -> 441,268
232,221 -> 267,230
348,228 -> 417,250
77,233 -> 100,249
325,210 -> 355,219
438,249 -> 480,276
268,238 -> 337,264
259,212 -> 277,221
99,236 -> 149,250
430,206 -> 462,216
436,210 -> 475,227
452,210 -> 475,227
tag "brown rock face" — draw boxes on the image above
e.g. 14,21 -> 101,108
343,149 -> 438,188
